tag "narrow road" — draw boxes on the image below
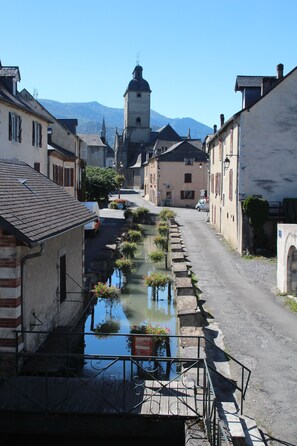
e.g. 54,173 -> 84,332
117,190 -> 297,446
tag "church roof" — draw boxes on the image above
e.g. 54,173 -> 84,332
124,65 -> 151,95
150,124 -> 182,143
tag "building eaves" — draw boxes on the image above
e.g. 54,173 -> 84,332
235,75 -> 267,91
0,66 -> 20,81
47,143 -> 77,160
0,84 -> 52,123
0,159 -> 95,247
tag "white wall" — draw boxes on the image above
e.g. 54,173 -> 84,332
22,227 -> 85,352
0,103 -> 48,175
239,69 -> 297,202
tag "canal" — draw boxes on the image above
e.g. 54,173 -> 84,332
82,223 -> 179,380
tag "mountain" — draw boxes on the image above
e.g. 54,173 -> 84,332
39,99 -> 213,145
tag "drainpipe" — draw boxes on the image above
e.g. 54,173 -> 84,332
20,244 -> 44,351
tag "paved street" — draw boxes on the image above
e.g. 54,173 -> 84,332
110,189 -> 297,446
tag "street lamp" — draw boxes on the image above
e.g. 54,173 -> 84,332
224,154 -> 239,170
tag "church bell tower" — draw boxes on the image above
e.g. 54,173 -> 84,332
123,65 -> 151,144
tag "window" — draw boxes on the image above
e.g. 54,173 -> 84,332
59,254 -> 67,303
136,117 -> 141,125
34,163 -> 40,172
229,169 -> 233,201
184,173 -> 192,183
184,158 -> 193,165
32,121 -> 42,147
53,164 -> 63,186
215,172 -> 221,196
137,93 -> 141,98
181,190 -> 195,199
210,173 -> 214,194
8,112 -> 22,142
64,168 -> 74,187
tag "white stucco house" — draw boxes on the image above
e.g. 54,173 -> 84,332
206,63 -> 297,255
0,159 -> 95,376
0,63 -> 50,176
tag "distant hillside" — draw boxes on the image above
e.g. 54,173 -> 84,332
39,99 -> 213,145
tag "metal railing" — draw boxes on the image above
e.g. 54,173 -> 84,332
1,331 -> 251,445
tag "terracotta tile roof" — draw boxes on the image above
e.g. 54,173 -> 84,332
0,159 -> 95,246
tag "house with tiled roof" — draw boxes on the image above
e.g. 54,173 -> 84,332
0,60 -> 85,200
0,62 -> 50,176
144,140 -> 208,207
18,89 -> 84,200
206,63 -> 297,255
0,159 -> 95,375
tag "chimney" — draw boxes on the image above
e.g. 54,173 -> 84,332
213,124 -> 217,134
277,63 -> 284,79
220,114 -> 225,127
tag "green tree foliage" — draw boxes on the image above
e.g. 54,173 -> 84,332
85,166 -> 118,203
243,196 -> 269,230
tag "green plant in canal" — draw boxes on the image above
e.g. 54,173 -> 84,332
114,257 -> 135,275
130,322 -> 170,337
126,229 -> 143,243
154,235 -> 167,251
132,206 -> 151,223
91,282 -> 120,299
128,322 -> 170,353
159,208 -> 176,221
94,319 -> 120,335
147,250 -> 164,264
119,241 -> 138,258
143,272 -> 171,300
157,222 -> 169,237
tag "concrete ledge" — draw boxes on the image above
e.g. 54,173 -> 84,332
176,294 -> 197,312
220,402 -> 245,441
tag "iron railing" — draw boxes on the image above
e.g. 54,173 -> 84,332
0,331 -> 251,445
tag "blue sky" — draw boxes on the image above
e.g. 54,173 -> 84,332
1,0 -> 297,128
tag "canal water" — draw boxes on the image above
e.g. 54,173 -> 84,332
82,223 -> 179,380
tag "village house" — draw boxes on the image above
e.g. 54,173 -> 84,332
206,63 -> 297,255
0,60 -> 86,200
18,91 -> 84,200
0,63 -> 50,176
0,159 -> 95,376
144,139 -> 208,207
78,118 -> 114,169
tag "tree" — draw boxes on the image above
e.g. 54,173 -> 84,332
85,166 -> 118,203
115,174 -> 125,199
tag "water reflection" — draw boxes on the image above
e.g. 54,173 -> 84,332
82,224 -> 178,379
